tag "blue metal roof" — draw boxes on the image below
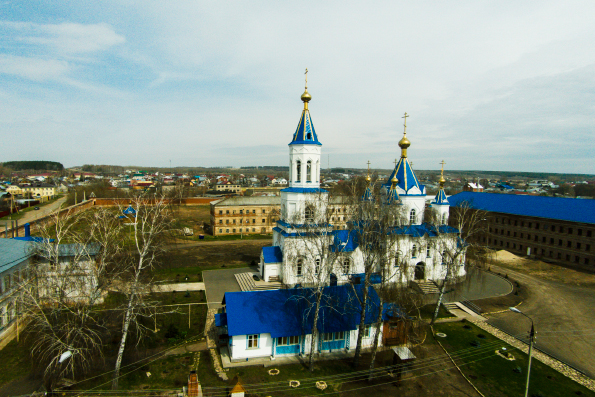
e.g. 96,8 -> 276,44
433,189 -> 449,205
361,185 -> 373,202
289,109 -> 321,146
331,230 -> 358,252
385,184 -> 400,205
224,284 -> 386,338
449,192 -> 595,225
0,239 -> 32,273
384,157 -> 425,195
262,246 -> 283,263
388,223 -> 459,237
123,206 -> 136,215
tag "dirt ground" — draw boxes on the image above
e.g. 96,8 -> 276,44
338,342 -> 481,397
154,240 -> 265,282
484,250 -> 595,378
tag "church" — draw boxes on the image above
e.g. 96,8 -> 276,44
258,80 -> 465,288
218,76 -> 465,362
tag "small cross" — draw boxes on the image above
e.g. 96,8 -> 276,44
402,112 -> 409,133
410,161 -> 413,168
394,158 -> 398,167
367,160 -> 371,173
305,68 -> 308,89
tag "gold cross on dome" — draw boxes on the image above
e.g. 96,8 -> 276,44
367,160 -> 371,172
440,160 -> 446,175
394,158 -> 398,167
402,112 -> 409,133
305,68 -> 308,89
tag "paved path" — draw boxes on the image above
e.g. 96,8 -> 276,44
17,196 -> 68,224
486,264 -> 595,378
155,282 -> 205,292
203,267 -> 256,309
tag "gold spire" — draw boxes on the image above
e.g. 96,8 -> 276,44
439,160 -> 446,187
301,68 -> 311,109
398,112 -> 411,158
391,158 -> 399,186
365,160 -> 371,182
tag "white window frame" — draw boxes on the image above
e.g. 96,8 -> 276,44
247,334 -> 259,349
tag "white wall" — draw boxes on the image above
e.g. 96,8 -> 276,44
230,333 -> 274,359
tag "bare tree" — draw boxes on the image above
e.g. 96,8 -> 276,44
111,193 -> 174,389
283,190 -> 345,371
430,200 -> 487,325
344,176 -> 410,370
19,209 -> 105,392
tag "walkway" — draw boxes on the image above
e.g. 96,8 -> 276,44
155,282 -> 205,292
203,267 -> 255,309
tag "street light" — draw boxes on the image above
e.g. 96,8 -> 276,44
509,307 -> 535,397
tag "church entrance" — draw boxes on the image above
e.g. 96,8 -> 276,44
414,262 -> 425,280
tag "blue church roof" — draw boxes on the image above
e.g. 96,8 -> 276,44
289,109 -> 321,145
224,284 -> 389,338
449,192 -> 595,225
385,184 -> 400,205
384,157 -> 425,195
331,230 -> 358,252
433,189 -> 449,205
262,246 -> 283,263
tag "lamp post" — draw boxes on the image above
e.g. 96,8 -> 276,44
509,307 -> 535,397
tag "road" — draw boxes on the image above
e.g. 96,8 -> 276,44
17,196 -> 68,225
487,264 -> 595,378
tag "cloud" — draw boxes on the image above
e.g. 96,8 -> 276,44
2,21 -> 125,54
0,54 -> 69,81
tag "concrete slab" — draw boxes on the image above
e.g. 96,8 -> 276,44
203,267 -> 255,309
155,282 -> 205,292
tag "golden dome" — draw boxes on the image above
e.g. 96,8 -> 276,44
439,175 -> 446,184
365,174 -> 371,182
391,175 -> 399,186
398,133 -> 410,149
301,89 -> 312,103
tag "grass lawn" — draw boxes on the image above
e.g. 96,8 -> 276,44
0,339 -> 35,387
433,321 -> 595,397
419,303 -> 455,320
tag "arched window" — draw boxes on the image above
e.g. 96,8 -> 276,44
441,250 -> 447,265
426,245 -> 431,257
411,244 -> 417,258
305,205 -> 315,223
307,160 -> 312,182
315,258 -> 320,275
409,209 -> 416,224
296,259 -> 303,276
296,160 -> 301,182
342,258 -> 350,274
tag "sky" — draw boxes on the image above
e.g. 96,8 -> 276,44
1,1 -> 594,174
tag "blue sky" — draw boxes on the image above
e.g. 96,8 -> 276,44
1,1 -> 594,173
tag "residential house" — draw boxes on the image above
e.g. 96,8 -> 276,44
218,284 -> 390,361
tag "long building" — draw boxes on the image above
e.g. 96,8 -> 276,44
449,192 -> 595,272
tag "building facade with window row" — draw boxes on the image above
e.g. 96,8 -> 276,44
448,192 -> 595,272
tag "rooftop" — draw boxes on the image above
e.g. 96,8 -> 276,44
449,192 -> 595,225
0,239 -> 32,273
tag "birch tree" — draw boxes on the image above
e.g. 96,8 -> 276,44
283,191 -> 344,372
19,209 -> 106,393
345,176 -> 409,369
111,193 -> 174,389
429,200 -> 487,325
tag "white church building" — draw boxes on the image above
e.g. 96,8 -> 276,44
219,79 -> 466,362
